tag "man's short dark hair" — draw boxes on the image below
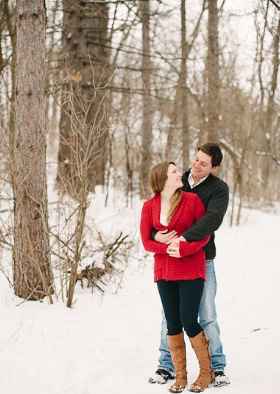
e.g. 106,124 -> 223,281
198,143 -> 223,167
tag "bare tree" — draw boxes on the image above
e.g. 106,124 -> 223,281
206,0 -> 220,141
163,1 -> 206,164
3,0 -> 17,185
263,13 -> 280,189
57,0 -> 111,199
13,0 -> 53,301
139,0 -> 153,198
180,0 -> 189,169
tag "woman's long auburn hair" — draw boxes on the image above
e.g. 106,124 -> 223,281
149,161 -> 182,223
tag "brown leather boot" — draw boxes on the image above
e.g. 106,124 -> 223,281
167,333 -> 188,393
189,331 -> 214,392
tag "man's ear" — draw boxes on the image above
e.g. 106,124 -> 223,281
211,166 -> 220,176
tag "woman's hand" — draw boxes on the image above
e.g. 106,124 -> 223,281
167,237 -> 185,258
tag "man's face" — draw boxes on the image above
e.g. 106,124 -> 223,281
191,150 -> 213,180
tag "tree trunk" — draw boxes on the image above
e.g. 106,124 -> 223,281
166,1 -> 206,161
139,0 -> 153,199
165,80 -> 181,162
0,3 -> 4,76
181,0 -> 189,169
13,0 -> 53,301
207,0 -> 220,141
3,0 -> 17,187
57,0 -> 110,199
263,14 -> 280,192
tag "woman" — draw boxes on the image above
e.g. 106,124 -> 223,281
140,162 -> 214,393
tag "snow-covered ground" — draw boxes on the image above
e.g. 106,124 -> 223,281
0,200 -> 279,394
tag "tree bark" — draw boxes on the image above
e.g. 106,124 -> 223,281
139,0 -> 153,199
207,0 -> 220,141
3,0 -> 17,187
13,0 -> 53,300
57,0 -> 110,199
181,0 -> 189,169
263,14 -> 280,191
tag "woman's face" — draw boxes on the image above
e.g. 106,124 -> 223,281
165,164 -> 183,190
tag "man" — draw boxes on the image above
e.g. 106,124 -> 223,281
149,143 -> 230,388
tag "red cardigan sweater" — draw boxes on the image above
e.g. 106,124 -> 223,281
140,192 -> 209,281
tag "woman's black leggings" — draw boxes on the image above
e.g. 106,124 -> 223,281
157,279 -> 204,338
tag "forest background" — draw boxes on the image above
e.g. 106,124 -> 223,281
0,0 -> 279,304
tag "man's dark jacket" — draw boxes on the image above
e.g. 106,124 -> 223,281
181,170 -> 229,260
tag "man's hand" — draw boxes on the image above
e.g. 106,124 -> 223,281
167,237 -> 185,258
155,229 -> 177,244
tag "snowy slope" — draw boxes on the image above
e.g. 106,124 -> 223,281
0,205 -> 279,394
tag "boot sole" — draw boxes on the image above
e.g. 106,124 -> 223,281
214,381 -> 231,388
189,381 -> 214,392
169,386 -> 186,393
148,375 -> 175,384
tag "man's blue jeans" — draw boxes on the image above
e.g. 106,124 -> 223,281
158,260 -> 226,373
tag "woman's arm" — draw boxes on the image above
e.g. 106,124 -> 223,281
178,237 -> 209,257
167,194 -> 209,258
140,202 -> 168,254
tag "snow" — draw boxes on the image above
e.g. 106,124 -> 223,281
0,200 -> 279,394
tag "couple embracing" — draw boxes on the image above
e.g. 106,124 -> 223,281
140,143 -> 230,393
